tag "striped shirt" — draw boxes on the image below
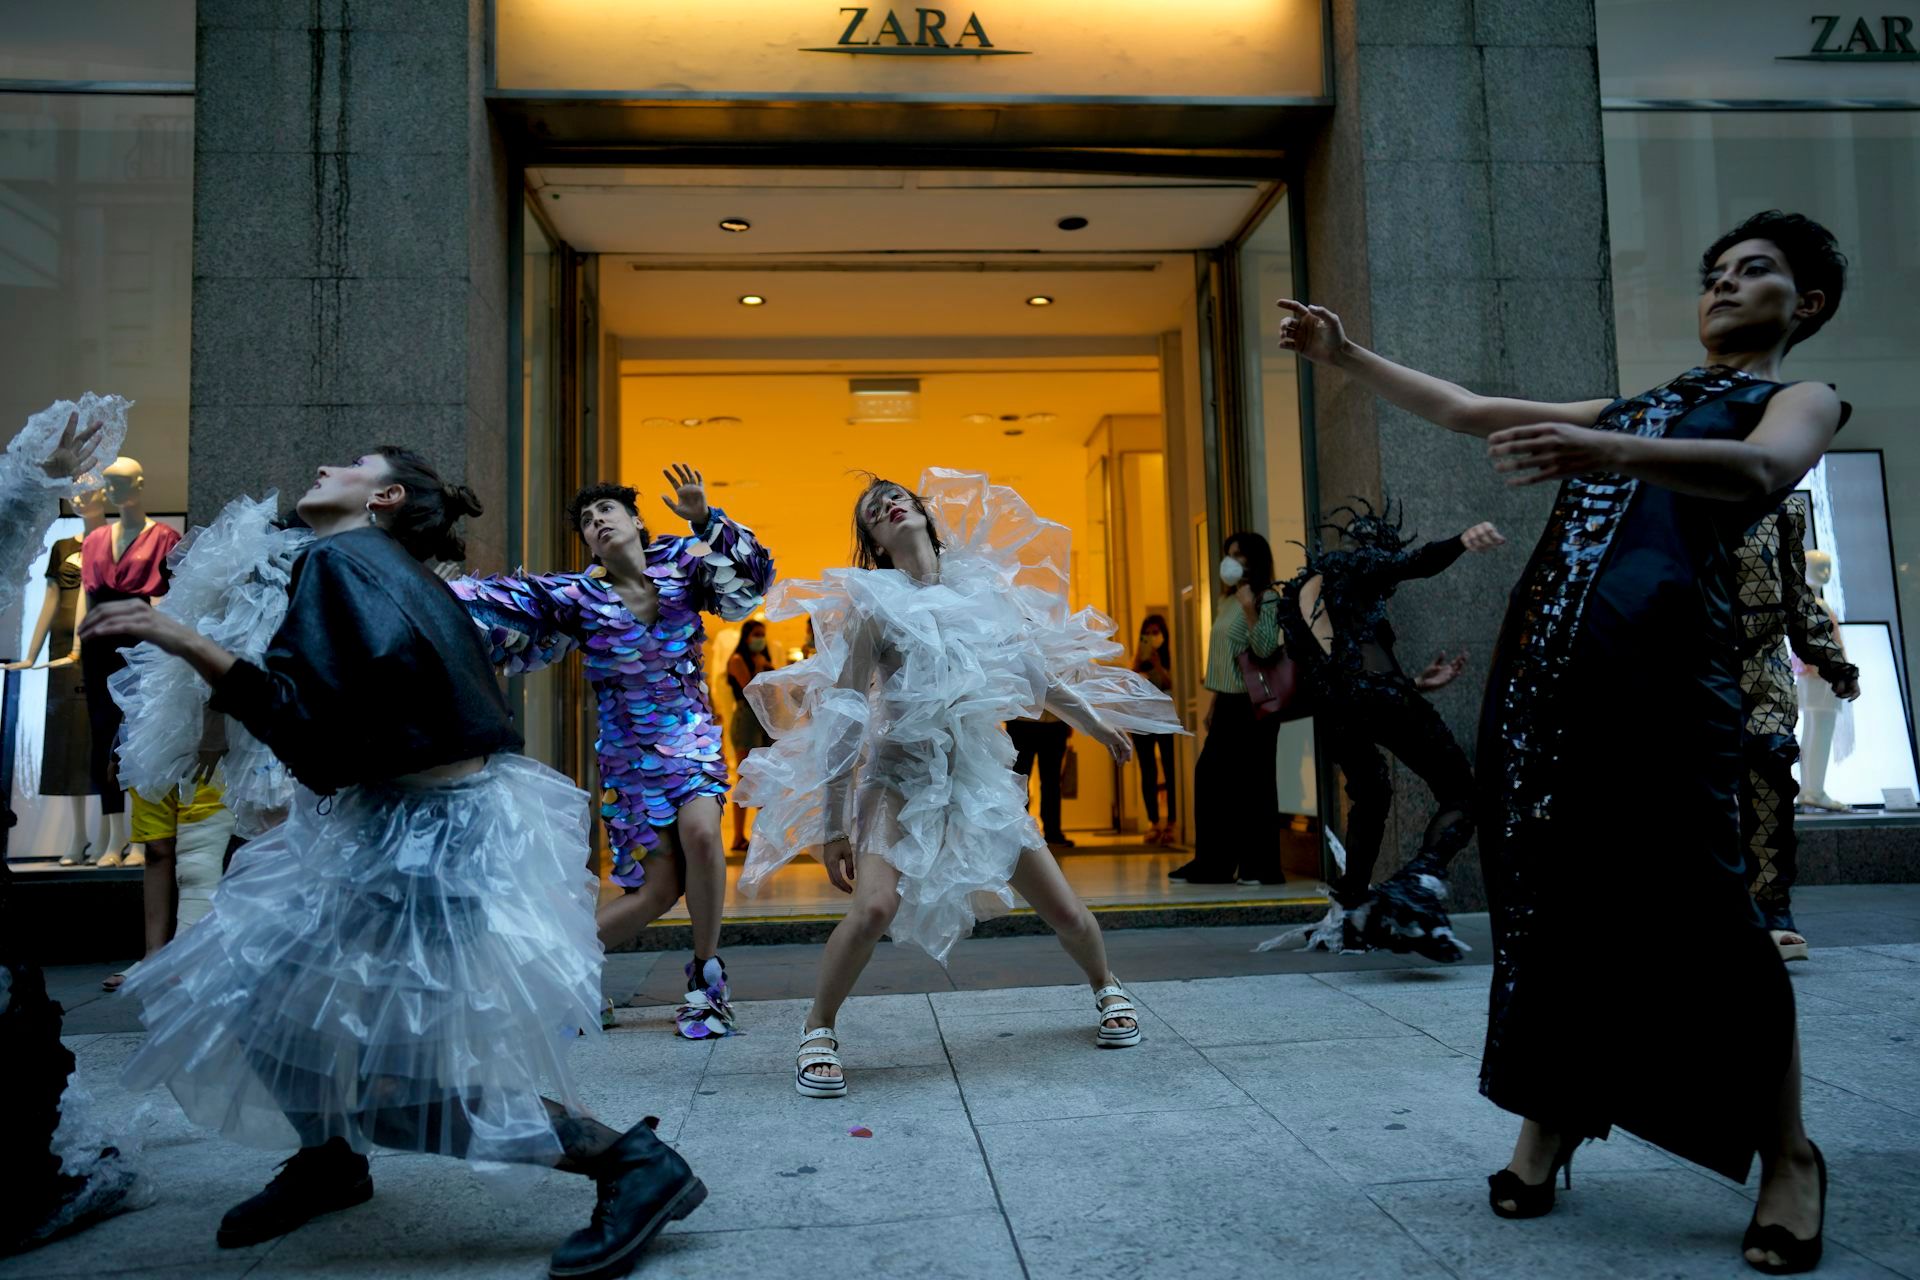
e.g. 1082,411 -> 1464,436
1204,589 -> 1283,693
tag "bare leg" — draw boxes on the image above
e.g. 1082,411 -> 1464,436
63,795 -> 89,861
800,853 -> 903,1080
1007,845 -> 1134,1032
595,853 -> 683,952
139,836 -> 180,957
1748,1028 -> 1821,1266
730,802 -> 748,849
674,798 -> 727,962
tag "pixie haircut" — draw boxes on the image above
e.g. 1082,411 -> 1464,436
567,482 -> 644,542
1700,211 -> 1847,351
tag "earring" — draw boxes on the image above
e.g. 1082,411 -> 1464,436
365,500 -> 377,526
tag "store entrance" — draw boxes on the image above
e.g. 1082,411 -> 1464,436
523,165 -> 1324,919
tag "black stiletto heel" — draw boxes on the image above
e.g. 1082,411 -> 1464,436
1742,1143 -> 1826,1275
1487,1142 -> 1576,1220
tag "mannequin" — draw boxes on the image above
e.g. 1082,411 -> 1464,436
78,457 -> 181,865
3,487 -> 107,863
1796,549 -> 1852,812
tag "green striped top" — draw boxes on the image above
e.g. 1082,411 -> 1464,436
1204,589 -> 1283,694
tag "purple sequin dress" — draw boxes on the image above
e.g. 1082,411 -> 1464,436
451,508 -> 774,887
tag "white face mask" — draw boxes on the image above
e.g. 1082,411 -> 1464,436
1218,556 -> 1245,587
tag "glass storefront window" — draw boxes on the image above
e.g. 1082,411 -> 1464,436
1236,189 -> 1316,817
517,200 -> 564,768
0,92 -> 192,512
1605,110 -> 1920,794
0,2 -> 196,83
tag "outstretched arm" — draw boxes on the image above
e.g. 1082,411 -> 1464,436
1489,381 -> 1844,501
1380,522 -> 1507,587
447,571 -> 578,675
1276,300 -> 1612,439
1778,504 -> 1860,701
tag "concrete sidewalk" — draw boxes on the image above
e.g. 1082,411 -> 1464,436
9,885 -> 1919,1280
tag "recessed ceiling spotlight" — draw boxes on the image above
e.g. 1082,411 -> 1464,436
705,416 -> 741,426
641,417 -> 678,430
1023,412 -> 1058,424
1057,216 -> 1088,231
719,217 -> 751,233
739,294 -> 766,306
1026,295 -> 1054,307
962,413 -> 995,425
680,418 -> 702,427
1003,428 -> 1025,437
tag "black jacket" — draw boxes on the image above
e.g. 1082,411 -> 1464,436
211,527 -> 522,794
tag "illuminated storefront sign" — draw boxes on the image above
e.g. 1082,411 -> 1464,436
1783,13 -> 1919,61
1597,0 -> 1920,101
492,0 -> 1325,101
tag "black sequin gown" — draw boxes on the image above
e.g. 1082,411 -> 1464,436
1477,366 -> 1838,1182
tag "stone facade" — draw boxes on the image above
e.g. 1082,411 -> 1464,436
1301,0 -> 1616,908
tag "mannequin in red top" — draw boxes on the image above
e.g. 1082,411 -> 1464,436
79,457 -> 180,865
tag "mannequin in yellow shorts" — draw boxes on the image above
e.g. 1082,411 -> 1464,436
101,783 -> 234,991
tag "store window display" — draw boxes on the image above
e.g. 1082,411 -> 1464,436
1795,549 -> 1852,816
78,457 -> 181,865
4,487 -> 106,864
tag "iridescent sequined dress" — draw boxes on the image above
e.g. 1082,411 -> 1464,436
1476,367 -> 1841,1182
452,509 -> 774,886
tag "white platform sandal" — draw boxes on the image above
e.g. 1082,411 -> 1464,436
796,1027 -> 848,1098
1093,983 -> 1142,1048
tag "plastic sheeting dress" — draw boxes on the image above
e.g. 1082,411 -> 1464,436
117,528 -> 602,1176
735,470 -> 1184,962
108,493 -> 312,839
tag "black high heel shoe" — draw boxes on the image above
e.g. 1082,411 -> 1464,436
1742,1143 -> 1826,1275
1487,1141 -> 1577,1219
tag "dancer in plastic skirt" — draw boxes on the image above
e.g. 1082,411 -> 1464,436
1,395 -> 136,1255
451,464 -> 773,1039
79,447 -> 706,1280
734,469 -> 1185,1098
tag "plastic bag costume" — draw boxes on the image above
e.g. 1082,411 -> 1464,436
108,493 -> 312,838
116,528 -> 602,1176
735,469 -> 1183,962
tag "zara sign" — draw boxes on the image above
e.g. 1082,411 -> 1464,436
1783,13 -> 1920,59
804,7 -> 1029,56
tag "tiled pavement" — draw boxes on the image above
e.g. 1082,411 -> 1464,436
8,884 -> 1918,1279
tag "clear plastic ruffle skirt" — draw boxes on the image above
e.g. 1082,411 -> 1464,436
118,755 -> 601,1172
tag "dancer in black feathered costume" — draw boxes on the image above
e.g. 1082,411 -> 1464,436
1276,499 -> 1507,961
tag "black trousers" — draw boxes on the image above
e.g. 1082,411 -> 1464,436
79,636 -> 128,816
1318,678 -> 1475,907
1008,720 -> 1072,839
1190,693 -> 1283,880
1131,733 -> 1177,824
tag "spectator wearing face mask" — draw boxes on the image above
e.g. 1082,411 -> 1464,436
1132,614 -> 1178,846
1171,532 -> 1285,885
726,619 -> 777,851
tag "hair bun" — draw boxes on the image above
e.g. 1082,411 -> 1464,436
445,483 -> 484,519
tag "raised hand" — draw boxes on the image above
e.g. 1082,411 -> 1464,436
1487,423 -> 1619,487
39,411 -> 107,480
1460,522 -> 1507,552
660,462 -> 709,528
1275,299 -> 1350,365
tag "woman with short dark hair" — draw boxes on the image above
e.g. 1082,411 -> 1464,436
1279,209 -> 1847,1273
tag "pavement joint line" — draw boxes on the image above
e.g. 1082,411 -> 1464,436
1798,1072 -> 1920,1124
1359,1185 -> 1469,1280
670,1205 -> 1014,1238
970,1100 -> 1263,1129
931,989 -> 1033,1280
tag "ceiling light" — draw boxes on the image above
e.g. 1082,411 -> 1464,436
1003,429 -> 1025,437
1023,412 -> 1058,424
719,217 -> 751,233
680,418 -> 702,427
641,417 -> 677,430
1026,295 -> 1054,307
705,416 -> 741,426
963,413 -> 995,425
1057,216 -> 1088,231
739,294 -> 766,306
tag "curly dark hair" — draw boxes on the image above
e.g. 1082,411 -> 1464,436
851,475 -> 945,570
368,445 -> 482,563
566,482 -> 646,545
1700,211 -> 1847,351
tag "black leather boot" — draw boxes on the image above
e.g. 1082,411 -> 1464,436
548,1118 -> 706,1280
217,1138 -> 372,1248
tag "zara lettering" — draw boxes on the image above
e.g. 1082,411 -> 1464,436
1781,13 -> 1920,60
802,7 -> 1031,56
